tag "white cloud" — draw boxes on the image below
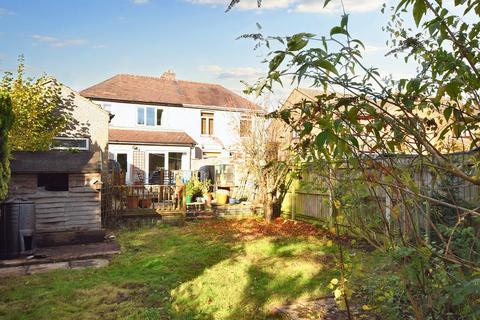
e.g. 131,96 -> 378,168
295,0 -> 382,13
0,8 -> 14,16
132,0 -> 150,4
218,67 -> 263,79
32,35 -> 87,48
188,0 -> 293,10
199,64 -> 264,80
198,64 -> 224,73
187,0 -> 382,13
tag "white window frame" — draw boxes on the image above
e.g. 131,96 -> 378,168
201,111 -> 214,136
137,107 -> 145,125
239,114 -> 252,138
137,106 -> 164,127
51,137 -> 89,151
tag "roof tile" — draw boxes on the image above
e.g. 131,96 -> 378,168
109,129 -> 196,146
81,74 -> 261,111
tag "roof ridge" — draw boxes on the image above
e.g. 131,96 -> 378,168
109,127 -> 187,133
117,73 -> 224,87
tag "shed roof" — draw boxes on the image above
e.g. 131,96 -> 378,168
10,151 -> 102,174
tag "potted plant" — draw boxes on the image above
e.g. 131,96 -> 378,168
139,197 -> 152,208
202,180 -> 212,205
185,178 -> 197,204
126,194 -> 139,209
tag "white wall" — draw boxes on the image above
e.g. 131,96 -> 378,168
96,100 -> 246,154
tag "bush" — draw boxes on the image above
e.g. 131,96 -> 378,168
0,91 -> 14,200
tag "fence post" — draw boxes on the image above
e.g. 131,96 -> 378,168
291,189 -> 296,220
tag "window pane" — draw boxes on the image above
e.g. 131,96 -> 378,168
168,153 -> 182,171
137,107 -> 145,125
201,118 -> 207,135
38,173 -> 69,191
146,107 -> 155,126
117,154 -> 128,172
240,119 -> 251,137
156,109 -> 163,126
208,118 -> 214,135
52,138 -> 88,150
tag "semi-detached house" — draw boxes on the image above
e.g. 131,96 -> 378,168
81,70 -> 262,184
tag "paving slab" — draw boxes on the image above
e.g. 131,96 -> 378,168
273,297 -> 377,320
0,258 -> 111,277
0,241 -> 120,268
27,262 -> 70,275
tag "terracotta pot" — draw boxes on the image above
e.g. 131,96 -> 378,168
139,198 -> 152,208
126,195 -> 139,209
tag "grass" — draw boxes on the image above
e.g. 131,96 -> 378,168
0,218 -> 347,320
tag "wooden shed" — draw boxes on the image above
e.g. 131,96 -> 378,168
3,82 -> 110,246
7,151 -> 105,246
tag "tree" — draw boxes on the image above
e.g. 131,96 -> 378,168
229,0 -> 480,318
238,115 -> 296,222
1,56 -> 68,151
0,92 -> 14,200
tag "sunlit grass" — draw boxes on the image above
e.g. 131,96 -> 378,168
0,219 -> 343,319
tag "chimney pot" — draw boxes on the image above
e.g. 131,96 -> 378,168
161,70 -> 176,80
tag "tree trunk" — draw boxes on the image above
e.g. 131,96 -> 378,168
264,192 -> 282,223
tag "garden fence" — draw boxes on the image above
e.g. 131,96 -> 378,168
284,151 -> 479,236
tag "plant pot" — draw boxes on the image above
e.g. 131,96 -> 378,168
216,193 -> 228,205
186,195 -> 193,204
126,195 -> 139,209
205,193 -> 213,206
139,198 -> 152,208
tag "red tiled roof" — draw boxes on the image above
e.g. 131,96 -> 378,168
81,74 -> 262,111
109,129 -> 196,146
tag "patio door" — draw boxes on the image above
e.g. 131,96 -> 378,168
148,153 -> 166,184
168,153 -> 183,171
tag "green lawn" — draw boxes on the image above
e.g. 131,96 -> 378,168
0,218 -> 347,320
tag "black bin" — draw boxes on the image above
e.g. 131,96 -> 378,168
0,200 -> 36,259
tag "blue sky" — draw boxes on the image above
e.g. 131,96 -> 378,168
0,0 -> 416,103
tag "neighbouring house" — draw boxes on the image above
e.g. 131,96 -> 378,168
80,71 -> 263,184
6,82 -> 110,246
281,88 -> 477,154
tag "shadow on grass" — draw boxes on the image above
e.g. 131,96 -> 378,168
225,239 -> 339,320
0,224 -> 243,320
0,222 -> 341,320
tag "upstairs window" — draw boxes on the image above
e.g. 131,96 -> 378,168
157,109 -> 163,126
138,106 -> 163,126
137,107 -> 145,125
51,137 -> 89,151
201,112 -> 214,135
239,115 -> 252,137
146,107 -> 155,126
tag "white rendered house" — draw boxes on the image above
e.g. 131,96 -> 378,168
81,71 -> 262,184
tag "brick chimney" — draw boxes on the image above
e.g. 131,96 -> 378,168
161,70 -> 176,80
